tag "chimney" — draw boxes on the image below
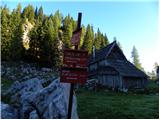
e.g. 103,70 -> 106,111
93,45 -> 95,59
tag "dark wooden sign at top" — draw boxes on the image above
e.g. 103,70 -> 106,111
63,49 -> 88,68
71,28 -> 82,46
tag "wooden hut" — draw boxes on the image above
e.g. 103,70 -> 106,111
88,41 -> 148,90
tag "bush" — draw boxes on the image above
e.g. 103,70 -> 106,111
144,80 -> 159,94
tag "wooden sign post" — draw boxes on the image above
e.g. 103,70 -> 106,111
68,12 -> 81,119
60,13 -> 88,119
63,49 -> 88,69
71,28 -> 82,46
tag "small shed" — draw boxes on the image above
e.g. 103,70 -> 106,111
88,41 -> 148,90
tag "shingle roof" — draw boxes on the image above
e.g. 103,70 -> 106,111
89,41 -> 115,64
89,41 -> 147,78
107,60 -> 147,77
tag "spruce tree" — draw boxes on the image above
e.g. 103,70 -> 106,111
63,14 -> 73,48
100,33 -> 109,48
34,7 -> 38,19
131,46 -> 143,70
1,6 -> 11,60
39,17 -> 50,65
71,17 -> 77,31
28,23 -> 39,61
94,28 -> 101,50
104,34 -> 109,46
10,3 -> 24,60
82,24 -> 94,54
79,25 -> 86,48
37,6 -> 43,23
50,11 -> 63,66
28,6 -> 44,62
22,4 -> 35,23
51,10 -> 62,31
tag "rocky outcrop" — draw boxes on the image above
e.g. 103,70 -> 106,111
1,102 -> 17,119
22,19 -> 34,50
4,78 -> 78,119
29,110 -> 39,119
1,62 -> 55,82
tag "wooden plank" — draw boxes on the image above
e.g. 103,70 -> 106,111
71,28 -> 82,46
60,67 -> 87,84
63,49 -> 88,68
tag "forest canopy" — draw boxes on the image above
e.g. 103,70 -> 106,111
1,4 -> 109,67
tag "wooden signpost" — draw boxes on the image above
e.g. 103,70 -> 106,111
60,13 -> 88,119
61,67 -> 87,84
71,28 -> 82,46
63,49 -> 88,68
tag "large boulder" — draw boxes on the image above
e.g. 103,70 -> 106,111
7,78 -> 43,108
41,68 -> 52,72
1,102 -> 17,119
22,79 -> 78,119
29,110 -> 39,119
4,77 -> 78,119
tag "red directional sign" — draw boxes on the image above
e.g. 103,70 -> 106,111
60,23 -> 88,84
71,28 -> 82,46
63,49 -> 88,68
60,67 -> 87,84
61,49 -> 88,84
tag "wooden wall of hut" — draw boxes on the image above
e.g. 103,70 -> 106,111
122,77 -> 146,89
96,66 -> 122,89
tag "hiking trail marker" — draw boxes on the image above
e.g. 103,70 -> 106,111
71,28 -> 82,46
63,49 -> 88,68
61,67 -> 87,84
60,13 -> 88,119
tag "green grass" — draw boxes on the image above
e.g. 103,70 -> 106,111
77,88 -> 159,119
145,80 -> 159,93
